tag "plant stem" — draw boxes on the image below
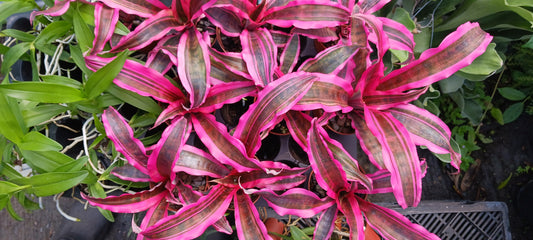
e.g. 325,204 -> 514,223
475,67 -> 506,134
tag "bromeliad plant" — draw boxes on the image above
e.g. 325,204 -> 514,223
0,0 -> 494,239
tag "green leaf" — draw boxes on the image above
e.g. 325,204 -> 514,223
497,173 -> 513,190
523,36 -> 533,49
0,1 -> 35,24
22,104 -> 68,127
88,183 -> 115,222
41,75 -> 83,89
0,181 -> 30,195
498,87 -> 526,101
107,85 -> 162,114
6,197 -> 23,221
391,7 -> 416,30
0,42 -> 31,75
72,8 -> 94,53
0,93 -> 26,143
0,194 -> 9,211
69,44 -> 92,76
1,29 -> 36,42
457,43 -> 502,81
15,192 -> 41,211
0,82 -> 85,103
503,102 -> 524,124
10,171 -> 88,197
85,51 -> 128,99
439,75 -> 465,94
21,150 -> 74,173
290,226 -> 312,240
34,21 -> 72,47
52,156 -> 88,172
19,131 -> 63,152
0,162 -> 23,179
491,107 -> 505,125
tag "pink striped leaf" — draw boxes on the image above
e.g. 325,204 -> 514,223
262,1 -> 350,29
364,108 -> 421,208
177,28 -> 211,109
142,185 -> 236,239
209,48 -> 251,80
338,193 -> 365,240
299,44 -> 361,75
353,14 -> 389,62
379,16 -> 415,54
293,78 -> 353,113
279,34 -> 301,75
82,183 -> 166,213
85,55 -> 183,103
349,111 -> 386,169
214,164 -> 307,190
270,30 -> 291,47
314,204 -> 338,240
389,104 -> 461,170
240,28 -> 277,87
139,200 -> 170,235
293,27 -> 339,43
174,145 -> 230,178
234,191 -> 271,240
307,118 -> 350,198
356,170 -> 393,194
284,110 -> 312,150
178,0 -> 217,21
154,101 -> 186,127
146,50 -> 173,74
111,165 -> 151,182
30,0 -> 72,23
363,87 -> 428,110
257,188 -> 335,218
175,182 -> 233,235
357,0 -> 390,14
357,196 -> 440,240
102,107 -> 149,174
233,72 -> 319,157
190,113 -> 262,172
204,7 -> 245,37
377,22 -> 493,93
198,81 -> 257,113
156,33 -> 182,66
147,116 -> 191,182
325,137 -> 372,190
111,9 -> 185,52
99,0 -> 166,18
91,3 -> 119,55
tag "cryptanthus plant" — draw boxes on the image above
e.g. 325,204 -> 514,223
32,0 -> 492,239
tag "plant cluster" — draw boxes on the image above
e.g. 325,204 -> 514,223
1,0 -> 494,239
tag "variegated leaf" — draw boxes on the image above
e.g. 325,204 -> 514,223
233,72 -> 319,157
279,34 -> 301,75
174,145 -> 230,178
257,188 -> 335,218
102,107 -> 149,174
177,28 -> 211,109
82,183 -> 166,213
240,28 -> 277,87
100,0 -> 166,18
91,3 -> 119,55
364,109 -> 421,208
262,1 -> 349,29
377,22 -> 492,93
299,44 -> 361,75
357,196 -> 440,240
338,193 -> 365,240
234,191 -> 271,240
314,204 -> 338,240
142,185 -> 236,239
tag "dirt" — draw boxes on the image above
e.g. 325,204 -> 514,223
420,114 -> 533,240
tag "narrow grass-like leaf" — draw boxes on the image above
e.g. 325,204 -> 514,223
0,94 -> 25,144
19,131 -> 62,152
20,150 -> 73,173
73,9 -> 95,53
1,1 -> 35,24
1,29 -> 36,42
0,42 -> 31,75
85,51 -> 128,99
0,82 -> 85,103
0,182 -> 30,195
11,171 -> 88,197
107,85 -> 162,114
